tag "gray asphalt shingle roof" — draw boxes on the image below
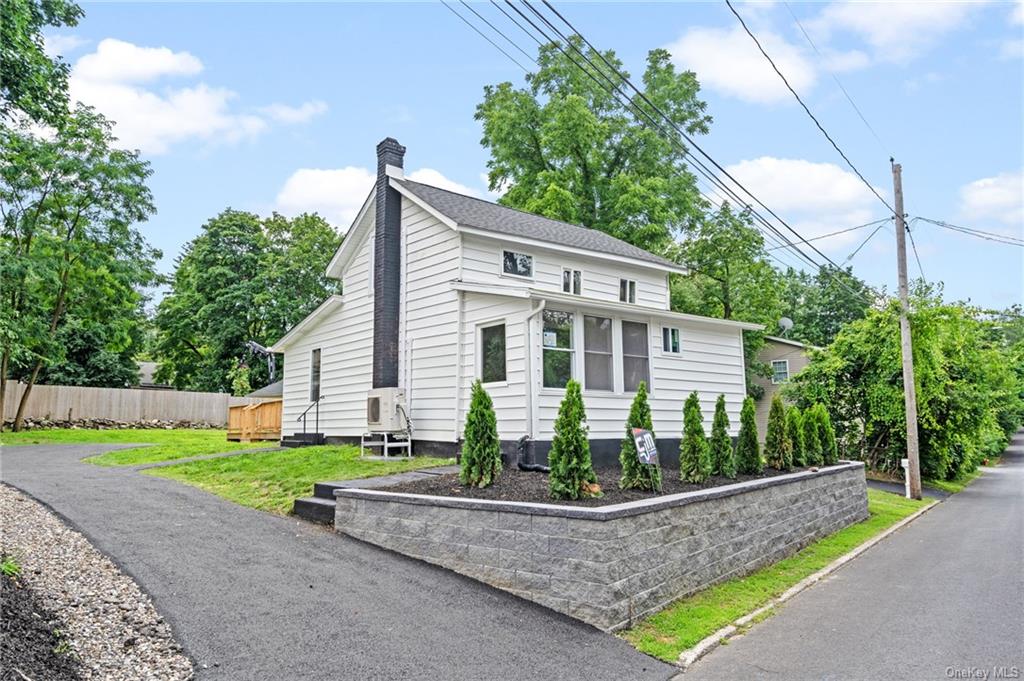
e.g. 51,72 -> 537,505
394,178 -> 683,270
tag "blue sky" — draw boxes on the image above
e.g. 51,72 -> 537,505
47,1 -> 1023,310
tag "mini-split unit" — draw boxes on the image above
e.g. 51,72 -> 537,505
366,387 -> 407,432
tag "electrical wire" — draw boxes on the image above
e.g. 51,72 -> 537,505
439,0 -> 530,73
766,217 -> 892,251
906,218 -> 926,281
726,0 -> 896,217
915,217 -> 1024,247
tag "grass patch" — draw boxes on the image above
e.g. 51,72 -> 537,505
922,468 -> 982,494
623,489 -> 930,662
1,555 -> 21,578
0,428 -> 257,467
145,445 -> 454,515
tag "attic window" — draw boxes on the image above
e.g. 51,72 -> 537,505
619,279 -> 636,304
562,268 -> 582,295
502,250 -> 533,278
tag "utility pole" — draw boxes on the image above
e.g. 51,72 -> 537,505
891,161 -> 922,500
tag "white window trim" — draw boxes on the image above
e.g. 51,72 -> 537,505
771,359 -> 790,384
582,313 -> 614,393
661,326 -> 682,356
562,267 -> 583,295
620,317 -> 652,394
540,308 -> 575,391
500,247 -> 535,280
309,348 -> 322,402
619,278 -> 637,304
477,319 -> 508,387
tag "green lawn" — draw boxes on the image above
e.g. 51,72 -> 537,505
922,469 -> 983,494
0,428 -> 257,467
144,445 -> 454,515
623,489 -> 931,662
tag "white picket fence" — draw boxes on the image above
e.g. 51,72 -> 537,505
2,383 -> 260,426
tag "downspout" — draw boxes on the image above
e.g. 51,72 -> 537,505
522,298 -> 546,446
452,288 -> 464,441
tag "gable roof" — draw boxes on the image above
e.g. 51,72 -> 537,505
764,335 -> 820,351
393,178 -> 685,273
268,295 -> 343,352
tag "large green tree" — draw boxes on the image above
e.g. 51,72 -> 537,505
476,36 -> 711,252
0,107 -> 158,428
1,0 -> 83,125
779,265 -> 875,347
154,210 -> 342,393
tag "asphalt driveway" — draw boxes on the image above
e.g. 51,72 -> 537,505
1,444 -> 674,681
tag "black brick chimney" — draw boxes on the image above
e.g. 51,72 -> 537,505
372,137 -> 405,388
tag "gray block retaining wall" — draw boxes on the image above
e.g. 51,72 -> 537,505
334,462 -> 868,631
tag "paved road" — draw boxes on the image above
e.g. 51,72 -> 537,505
689,431 -> 1024,681
1,444 -> 674,681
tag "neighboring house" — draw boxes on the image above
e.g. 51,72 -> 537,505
269,138 -> 761,465
751,336 -> 816,442
136,361 -> 172,390
246,380 -> 283,400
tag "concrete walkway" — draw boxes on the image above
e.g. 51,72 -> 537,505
688,431 -> 1024,680
1,444 -> 673,681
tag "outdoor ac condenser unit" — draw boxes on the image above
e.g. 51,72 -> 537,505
366,387 -> 406,432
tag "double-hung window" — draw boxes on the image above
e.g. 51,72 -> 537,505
480,324 -> 506,383
621,321 -> 650,392
662,327 -> 681,354
502,250 -> 533,278
542,310 -> 574,389
309,348 -> 322,401
583,316 -> 613,391
771,359 -> 790,384
562,268 -> 582,295
619,279 -> 637,303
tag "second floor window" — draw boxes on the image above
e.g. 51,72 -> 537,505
503,250 -> 533,278
619,278 -> 636,303
562,268 -> 582,295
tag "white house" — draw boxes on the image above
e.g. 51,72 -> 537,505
270,138 -> 761,466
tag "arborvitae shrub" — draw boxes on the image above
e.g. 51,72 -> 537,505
709,394 -> 736,478
459,380 -> 502,487
787,406 -> 806,467
764,394 -> 793,471
816,404 -> 839,465
736,396 -> 762,475
803,403 -> 824,466
680,391 -> 711,483
619,381 -> 662,491
548,380 -> 600,500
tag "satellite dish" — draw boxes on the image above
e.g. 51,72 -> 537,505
778,317 -> 794,336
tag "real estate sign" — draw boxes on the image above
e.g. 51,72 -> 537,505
632,428 -> 658,465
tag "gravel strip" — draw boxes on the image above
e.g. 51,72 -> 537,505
0,484 -> 193,680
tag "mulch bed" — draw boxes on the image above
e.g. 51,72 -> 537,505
381,466 -> 808,507
1,573 -> 84,681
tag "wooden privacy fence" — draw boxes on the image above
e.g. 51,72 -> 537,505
227,399 -> 282,442
2,383 -> 261,425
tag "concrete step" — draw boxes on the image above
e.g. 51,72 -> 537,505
281,432 -> 325,448
293,496 -> 335,524
312,466 -> 459,500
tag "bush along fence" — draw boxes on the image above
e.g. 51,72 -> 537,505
333,385 -> 865,631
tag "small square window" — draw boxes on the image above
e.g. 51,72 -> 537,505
619,279 -> 636,304
771,360 -> 790,384
502,250 -> 533,278
662,327 -> 681,354
562,268 -> 582,295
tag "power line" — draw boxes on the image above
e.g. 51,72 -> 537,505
906,218 -> 926,280
766,217 -> 892,251
782,1 -> 888,155
726,0 -> 896,217
844,221 -> 889,263
439,0 -> 530,73
915,216 -> 1024,247
459,0 -> 536,62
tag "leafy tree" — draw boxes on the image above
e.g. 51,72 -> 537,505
779,265 -> 875,348
37,316 -> 141,388
764,394 -> 792,470
548,380 -> 600,500
786,406 -> 806,467
619,381 -> 661,491
1,0 -> 83,125
788,285 -> 1024,480
476,36 -> 711,252
802,404 -> 824,466
679,391 -> 711,483
709,393 -> 735,478
154,210 -> 341,392
0,108 -> 157,429
736,396 -> 762,475
672,204 -> 782,397
460,380 -> 502,488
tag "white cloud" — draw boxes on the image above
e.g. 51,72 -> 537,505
1000,38 -> 1024,60
808,1 -> 983,63
1013,0 -> 1024,25
665,26 -> 816,104
958,171 -> 1024,227
724,156 -> 886,251
68,39 -> 322,154
274,167 -> 484,229
43,34 -> 88,57
261,100 -> 328,124
74,38 -> 202,83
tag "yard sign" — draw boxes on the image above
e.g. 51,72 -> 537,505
632,428 -> 658,465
